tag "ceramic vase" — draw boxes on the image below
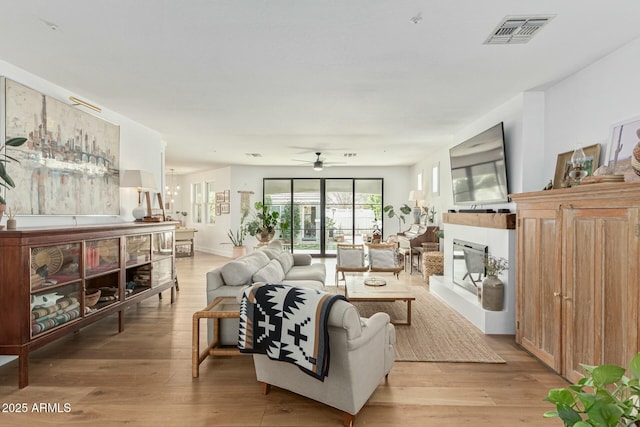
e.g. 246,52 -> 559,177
232,245 -> 247,259
481,275 -> 504,311
6,219 -> 16,230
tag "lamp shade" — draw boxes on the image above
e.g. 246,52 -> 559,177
121,170 -> 157,190
408,190 -> 424,201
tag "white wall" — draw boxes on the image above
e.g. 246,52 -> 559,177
0,59 -> 164,228
544,36 -> 640,181
184,165 -> 410,257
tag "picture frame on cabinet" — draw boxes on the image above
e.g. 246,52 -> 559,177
553,143 -> 600,189
607,115 -> 640,181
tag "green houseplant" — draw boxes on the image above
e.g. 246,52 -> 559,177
0,137 -> 28,206
246,201 -> 280,243
383,203 -> 412,233
544,352 -> 640,427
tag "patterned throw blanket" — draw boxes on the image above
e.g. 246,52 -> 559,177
238,283 -> 346,381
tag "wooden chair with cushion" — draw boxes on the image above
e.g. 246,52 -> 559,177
335,244 -> 368,286
368,243 -> 403,278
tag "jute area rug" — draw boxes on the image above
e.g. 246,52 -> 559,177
336,285 -> 505,363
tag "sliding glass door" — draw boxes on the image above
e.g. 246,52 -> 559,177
264,178 -> 383,256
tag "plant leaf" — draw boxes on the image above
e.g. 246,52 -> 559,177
556,404 -> 583,425
629,353 -> 640,379
546,388 -> 576,406
5,137 -> 27,147
592,365 -> 625,387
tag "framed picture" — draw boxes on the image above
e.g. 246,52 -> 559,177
553,143 -> 600,189
224,189 -> 230,202
215,203 -> 221,216
215,192 -> 225,203
221,203 -> 230,214
607,116 -> 640,181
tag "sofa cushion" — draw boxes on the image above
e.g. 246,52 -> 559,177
253,259 -> 286,283
275,251 -> 294,273
220,251 -> 270,286
260,248 -> 280,260
337,247 -> 364,267
285,264 -> 326,285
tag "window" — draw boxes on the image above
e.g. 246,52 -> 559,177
205,181 -> 216,224
192,183 -> 203,224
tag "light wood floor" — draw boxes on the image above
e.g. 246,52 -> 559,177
0,252 -> 567,426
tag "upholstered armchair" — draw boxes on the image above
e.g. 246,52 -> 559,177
252,299 -> 396,427
335,244 -> 369,285
367,243 -> 403,278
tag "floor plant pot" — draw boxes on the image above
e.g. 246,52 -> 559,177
481,275 -> 504,311
232,245 -> 247,259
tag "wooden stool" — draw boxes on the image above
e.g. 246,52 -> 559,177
423,251 -> 444,284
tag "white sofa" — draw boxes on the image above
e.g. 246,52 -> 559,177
206,241 -> 326,345
254,299 -> 396,427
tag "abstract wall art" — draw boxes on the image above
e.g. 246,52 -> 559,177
2,78 -> 120,215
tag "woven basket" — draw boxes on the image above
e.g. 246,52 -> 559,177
84,289 -> 101,307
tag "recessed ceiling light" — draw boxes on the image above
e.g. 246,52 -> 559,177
245,153 -> 262,157
343,153 -> 357,157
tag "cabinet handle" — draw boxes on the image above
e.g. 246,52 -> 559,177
553,292 -> 561,297
563,296 -> 571,301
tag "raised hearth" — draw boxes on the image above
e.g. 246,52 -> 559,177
429,213 -> 516,334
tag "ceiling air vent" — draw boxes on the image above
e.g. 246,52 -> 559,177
484,15 -> 555,45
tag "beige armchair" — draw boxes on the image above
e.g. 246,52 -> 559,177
253,299 -> 396,427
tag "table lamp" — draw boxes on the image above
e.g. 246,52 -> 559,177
408,190 -> 424,224
121,170 -> 157,220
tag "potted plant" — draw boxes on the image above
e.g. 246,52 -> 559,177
383,203 -> 412,233
227,210 -> 249,258
481,254 -> 508,311
246,201 -> 280,244
0,137 -> 27,221
544,352 -> 640,426
175,211 -> 188,227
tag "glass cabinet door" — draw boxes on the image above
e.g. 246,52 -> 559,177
30,243 -> 82,291
126,235 -> 151,266
152,231 -> 174,258
85,238 -> 120,277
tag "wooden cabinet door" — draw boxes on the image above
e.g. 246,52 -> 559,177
516,208 -> 563,372
563,207 -> 638,383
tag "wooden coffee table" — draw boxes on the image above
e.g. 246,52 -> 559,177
344,273 -> 416,325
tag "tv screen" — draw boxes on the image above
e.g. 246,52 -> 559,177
449,122 -> 509,206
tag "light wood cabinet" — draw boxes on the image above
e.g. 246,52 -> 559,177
0,222 -> 178,388
511,183 -> 640,382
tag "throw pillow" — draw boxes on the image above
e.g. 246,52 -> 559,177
220,251 -> 270,285
275,251 -> 294,273
338,247 -> 364,267
252,259 -> 285,283
369,248 -> 398,268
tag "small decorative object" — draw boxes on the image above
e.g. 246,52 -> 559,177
553,144 -> 600,189
371,222 -> 382,243
30,292 -> 63,309
607,116 -> 640,181
482,255 -> 508,311
6,207 -> 16,230
568,146 -> 589,185
544,352 -> 640,426
175,211 -> 187,227
543,180 -> 553,190
364,277 -> 386,287
84,289 -> 101,308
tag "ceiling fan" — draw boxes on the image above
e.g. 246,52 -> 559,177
292,152 -> 345,171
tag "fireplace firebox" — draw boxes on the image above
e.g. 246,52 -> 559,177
452,239 -> 488,294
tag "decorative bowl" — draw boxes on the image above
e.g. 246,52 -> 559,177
84,289 -> 101,307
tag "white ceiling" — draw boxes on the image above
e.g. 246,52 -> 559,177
2,1 -> 640,174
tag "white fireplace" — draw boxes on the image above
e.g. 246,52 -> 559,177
429,213 -> 516,334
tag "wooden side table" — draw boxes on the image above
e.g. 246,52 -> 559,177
192,296 -> 242,378
423,251 -> 444,285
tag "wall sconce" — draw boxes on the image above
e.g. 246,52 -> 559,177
69,96 -> 102,113
121,170 -> 157,220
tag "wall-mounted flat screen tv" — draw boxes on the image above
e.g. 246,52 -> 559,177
449,122 -> 509,206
